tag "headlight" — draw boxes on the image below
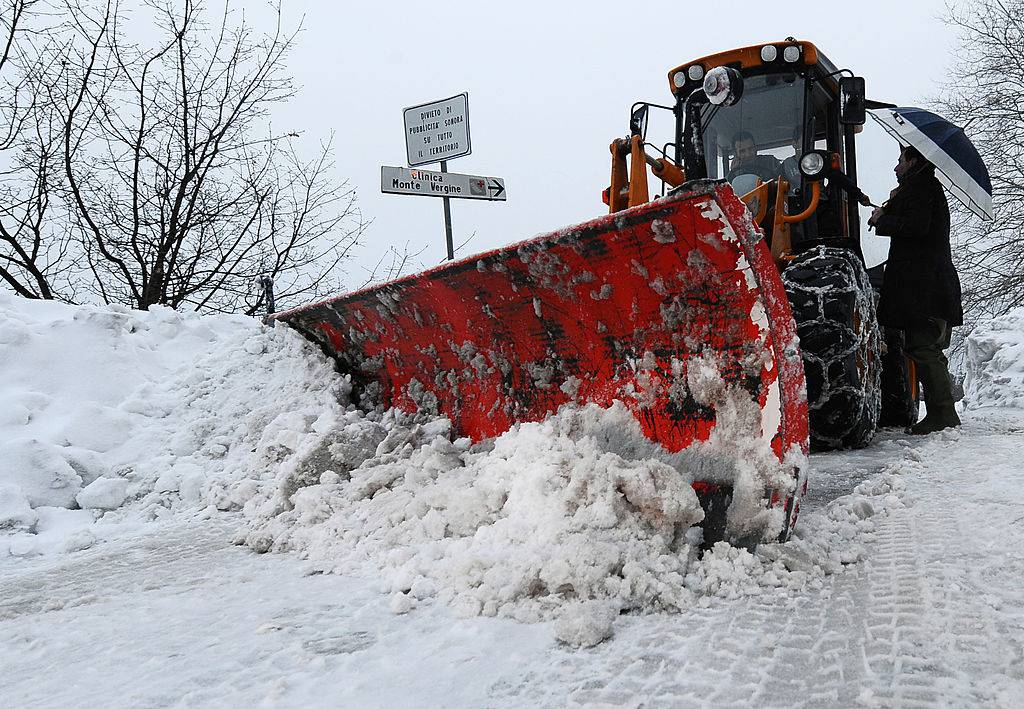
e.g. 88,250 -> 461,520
760,45 -> 778,62
783,45 -> 801,63
799,152 -> 826,178
673,72 -> 686,88
687,65 -> 704,81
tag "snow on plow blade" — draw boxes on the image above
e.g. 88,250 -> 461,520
271,181 -> 809,541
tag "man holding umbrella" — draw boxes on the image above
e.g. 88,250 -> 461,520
869,145 -> 962,433
867,106 -> 993,434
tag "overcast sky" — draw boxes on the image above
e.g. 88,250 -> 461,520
268,0 -> 960,285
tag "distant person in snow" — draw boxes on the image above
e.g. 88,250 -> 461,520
727,131 -> 783,184
869,145 -> 963,434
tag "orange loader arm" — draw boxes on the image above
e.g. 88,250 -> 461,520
605,137 -> 686,213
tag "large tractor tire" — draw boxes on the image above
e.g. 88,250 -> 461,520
782,246 -> 882,450
879,327 -> 920,428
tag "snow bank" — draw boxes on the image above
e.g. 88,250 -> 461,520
964,308 -> 1024,410
0,290 -> 347,556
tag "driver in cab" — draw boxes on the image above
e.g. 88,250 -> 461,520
727,130 -> 783,183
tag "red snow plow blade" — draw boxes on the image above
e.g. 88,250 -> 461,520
272,181 -> 809,541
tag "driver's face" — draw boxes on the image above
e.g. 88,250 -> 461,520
734,139 -> 757,165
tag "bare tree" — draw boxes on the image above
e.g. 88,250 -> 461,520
939,0 -> 1024,325
1,0 -> 365,313
0,0 -> 76,300
51,0 -> 367,313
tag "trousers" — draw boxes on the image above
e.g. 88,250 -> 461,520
904,317 -> 954,411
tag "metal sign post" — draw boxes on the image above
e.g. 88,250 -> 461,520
440,160 -> 454,260
390,93 -> 504,260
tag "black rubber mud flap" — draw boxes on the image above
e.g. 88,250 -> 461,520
782,246 -> 882,450
879,326 -> 920,427
695,483 -> 732,551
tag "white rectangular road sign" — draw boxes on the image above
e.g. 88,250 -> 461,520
381,166 -> 506,201
403,93 -> 471,167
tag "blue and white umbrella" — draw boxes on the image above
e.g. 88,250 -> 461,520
869,106 -> 993,221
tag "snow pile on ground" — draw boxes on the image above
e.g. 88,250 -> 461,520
0,291 -> 348,556
964,307 -> 1024,410
238,402 -> 921,631
241,403 -> 708,623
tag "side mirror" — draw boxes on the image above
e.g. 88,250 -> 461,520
703,66 -> 744,107
629,104 -> 649,138
839,76 -> 866,125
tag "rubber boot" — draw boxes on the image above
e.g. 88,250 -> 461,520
910,361 -> 961,434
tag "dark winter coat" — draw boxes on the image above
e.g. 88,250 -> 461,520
873,169 -> 963,328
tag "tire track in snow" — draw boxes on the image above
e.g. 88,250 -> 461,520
0,521 -> 236,620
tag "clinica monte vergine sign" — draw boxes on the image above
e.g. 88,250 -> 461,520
381,166 -> 505,201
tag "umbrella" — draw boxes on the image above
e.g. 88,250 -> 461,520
869,106 -> 993,221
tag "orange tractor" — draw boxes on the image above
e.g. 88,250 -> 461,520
273,40 -> 915,544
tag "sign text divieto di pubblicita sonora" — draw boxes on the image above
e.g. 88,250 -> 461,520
408,113 -> 466,157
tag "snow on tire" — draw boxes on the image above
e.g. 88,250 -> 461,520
782,246 -> 882,450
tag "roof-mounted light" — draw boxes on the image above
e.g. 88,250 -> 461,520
783,44 -> 801,63
703,66 -> 744,107
760,45 -> 778,62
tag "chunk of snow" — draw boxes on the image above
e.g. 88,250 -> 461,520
390,593 -> 415,615
76,477 -> 129,510
0,485 -> 36,530
61,529 -> 98,553
0,439 -> 82,509
553,601 -> 617,648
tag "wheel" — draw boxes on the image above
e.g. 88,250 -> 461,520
782,246 -> 882,450
879,326 -> 920,427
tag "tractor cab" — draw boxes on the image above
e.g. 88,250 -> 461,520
608,39 -> 871,261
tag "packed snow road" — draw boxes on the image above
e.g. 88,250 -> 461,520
3,411 -> 1022,708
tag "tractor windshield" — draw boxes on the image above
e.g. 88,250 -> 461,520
699,72 -> 807,190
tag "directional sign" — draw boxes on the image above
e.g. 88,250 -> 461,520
404,93 -> 471,167
381,166 -> 506,201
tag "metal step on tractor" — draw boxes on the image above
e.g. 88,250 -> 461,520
272,39 -> 918,546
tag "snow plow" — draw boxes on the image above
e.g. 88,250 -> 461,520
271,182 -> 807,545
273,39 -> 906,544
